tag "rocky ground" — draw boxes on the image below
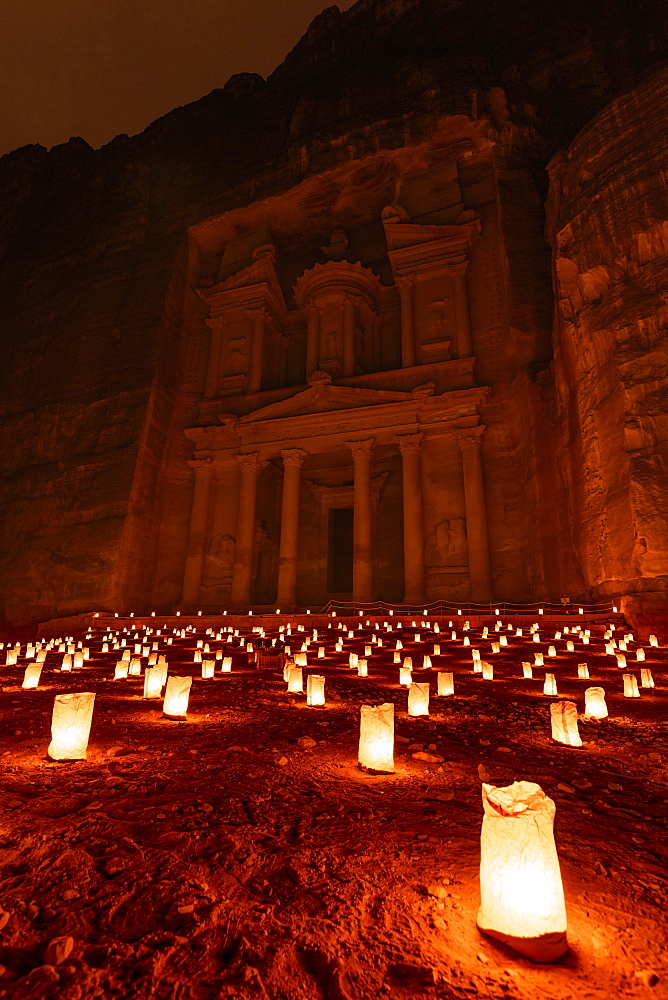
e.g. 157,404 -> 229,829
0,613 -> 666,1000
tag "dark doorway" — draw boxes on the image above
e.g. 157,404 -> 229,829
328,507 -> 353,593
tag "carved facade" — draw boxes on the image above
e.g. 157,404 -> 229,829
181,171 -> 496,609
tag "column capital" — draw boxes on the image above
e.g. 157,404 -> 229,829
345,438 -> 374,461
395,274 -> 416,291
204,316 -> 225,331
452,425 -> 485,452
188,457 -> 214,476
237,452 -> 267,472
281,448 -> 309,468
394,432 -> 423,455
246,306 -> 270,323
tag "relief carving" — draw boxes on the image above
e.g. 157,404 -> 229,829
425,516 -> 468,570
203,532 -> 236,584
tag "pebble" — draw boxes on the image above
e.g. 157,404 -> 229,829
178,904 -> 194,914
608,781 -> 623,792
22,965 -> 60,987
479,739 -> 491,746
477,764 -> 491,782
297,737 -> 317,749
62,889 -> 80,901
0,909 -> 9,931
572,778 -> 592,790
412,752 -> 445,763
44,936 -> 74,965
557,783 -> 575,794
635,970 -> 659,987
276,757 -> 288,767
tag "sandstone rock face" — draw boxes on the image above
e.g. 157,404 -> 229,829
0,0 -> 666,627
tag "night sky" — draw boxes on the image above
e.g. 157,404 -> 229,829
0,0 -> 355,158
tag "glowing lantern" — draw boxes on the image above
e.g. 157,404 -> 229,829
615,653 -> 627,669
636,648 -> 645,662
114,661 -> 129,680
295,652 -> 308,667
500,635 -> 508,647
522,662 -> 533,679
623,673 -> 640,698
408,681 -> 429,717
534,653 -> 544,667
221,656 -> 232,673
121,649 -> 131,661
365,645 -> 372,657
414,633 -> 421,642
472,648 -> 481,661
550,701 -> 582,747
129,657 -> 142,676
473,657 -> 483,674
491,642 -> 500,654
422,655 -> 432,669
148,652 -> 158,666
36,650 -> 47,663
618,640 -> 627,651
566,641 -> 574,652
306,674 -> 325,706
463,636 -> 470,647
48,692 -> 96,761
22,663 -> 43,689
533,634 -> 540,644
584,686 -> 608,719
287,666 -> 304,693
396,640 -> 403,650
61,654 -> 72,672
547,646 -> 556,658
201,659 -> 215,679
393,650 -> 401,664
399,665 -> 412,686
543,673 -> 557,696
163,676 -> 192,718
477,781 -> 568,962
577,663 -> 589,680
335,642 -> 343,652
403,656 -> 413,671
649,635 -> 658,647
358,703 -> 394,773
349,653 -> 358,669
481,661 -> 494,680
640,668 -> 654,689
433,644 -> 441,655
194,650 -> 202,663
437,671 -> 454,696
143,666 -> 163,699
605,643 -> 615,655
358,659 -> 368,677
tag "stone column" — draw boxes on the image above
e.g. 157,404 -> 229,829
230,452 -> 265,606
247,308 -> 268,393
342,295 -> 356,378
181,458 -> 214,606
305,302 -> 320,378
345,438 -> 374,605
394,432 -> 426,604
277,448 -> 308,608
453,268 -> 473,357
452,426 -> 491,603
204,317 -> 224,398
396,275 -> 416,368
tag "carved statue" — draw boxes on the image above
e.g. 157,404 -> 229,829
426,517 -> 468,569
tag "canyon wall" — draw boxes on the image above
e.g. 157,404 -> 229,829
0,0 -> 666,626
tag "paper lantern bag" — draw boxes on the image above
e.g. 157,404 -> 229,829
358,702 -> 394,773
477,781 -> 568,962
48,692 -> 96,761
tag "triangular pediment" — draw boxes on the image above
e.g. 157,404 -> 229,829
237,382 -> 428,424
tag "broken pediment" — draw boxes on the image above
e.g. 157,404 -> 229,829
235,380 -> 429,425
199,243 -> 288,321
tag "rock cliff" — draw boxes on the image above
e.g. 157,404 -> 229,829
0,0 -> 666,627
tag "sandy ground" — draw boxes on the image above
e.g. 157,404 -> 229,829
0,613 -> 666,1000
